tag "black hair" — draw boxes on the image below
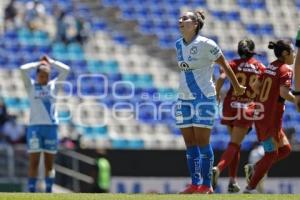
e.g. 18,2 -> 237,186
193,11 -> 205,35
238,39 -> 256,59
268,40 -> 293,58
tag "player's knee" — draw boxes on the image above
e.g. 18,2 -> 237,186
44,161 -> 54,171
184,140 -> 197,146
285,144 -> 292,153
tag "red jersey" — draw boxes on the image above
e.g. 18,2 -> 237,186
254,60 -> 293,141
221,57 -> 265,128
224,57 -> 266,103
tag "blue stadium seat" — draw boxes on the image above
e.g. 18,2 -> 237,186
33,31 -> 49,45
103,60 -> 119,73
224,50 -> 237,60
245,23 -> 260,35
127,139 -> 144,149
87,59 -> 104,73
68,42 -> 85,60
122,74 -> 138,83
251,0 -> 266,9
4,30 -> 18,40
112,33 -> 129,45
260,24 -> 274,35
4,39 -> 20,53
101,0 -> 118,7
92,126 -> 108,135
108,73 -> 122,83
91,20 -> 108,31
111,138 -> 129,149
52,42 -> 67,54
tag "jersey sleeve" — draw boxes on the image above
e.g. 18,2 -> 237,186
20,62 -> 39,92
279,65 -> 293,88
258,63 -> 266,74
229,60 -> 237,72
256,64 -> 266,81
205,39 -> 223,62
51,60 -> 70,82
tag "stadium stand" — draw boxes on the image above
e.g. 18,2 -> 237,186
0,0 -> 299,152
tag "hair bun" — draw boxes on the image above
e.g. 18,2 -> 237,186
196,10 -> 205,21
268,41 -> 276,49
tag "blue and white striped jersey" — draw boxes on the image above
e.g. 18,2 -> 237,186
20,61 -> 70,125
175,35 -> 222,99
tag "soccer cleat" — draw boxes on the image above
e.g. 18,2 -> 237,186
243,186 -> 258,194
244,164 -> 254,184
227,182 -> 240,193
179,184 -> 199,194
211,166 -> 220,190
194,185 -> 214,194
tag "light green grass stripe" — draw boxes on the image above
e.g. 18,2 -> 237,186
0,193 -> 299,200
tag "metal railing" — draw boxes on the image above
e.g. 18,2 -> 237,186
55,150 -> 97,192
0,143 -> 97,192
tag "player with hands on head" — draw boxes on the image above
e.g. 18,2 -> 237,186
20,55 -> 70,193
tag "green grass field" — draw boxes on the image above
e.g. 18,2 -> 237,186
0,193 -> 299,200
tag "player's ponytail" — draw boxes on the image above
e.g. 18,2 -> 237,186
194,10 -> 205,35
268,40 -> 292,58
268,41 -> 276,50
238,39 -> 256,59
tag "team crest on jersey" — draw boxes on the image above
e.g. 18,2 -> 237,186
190,46 -> 198,55
179,62 -> 191,71
34,90 -> 51,99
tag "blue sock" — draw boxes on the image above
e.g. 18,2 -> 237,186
45,177 -> 54,193
28,178 -> 37,192
199,144 -> 214,187
186,146 -> 201,185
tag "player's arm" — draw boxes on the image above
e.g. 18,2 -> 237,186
294,27 -> 300,111
294,51 -> 300,91
215,69 -> 226,103
215,55 -> 246,96
20,62 -> 40,90
280,86 -> 295,103
295,27 -> 300,92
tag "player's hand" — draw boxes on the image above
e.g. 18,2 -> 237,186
295,96 -> 300,112
234,85 -> 246,96
40,55 -> 50,63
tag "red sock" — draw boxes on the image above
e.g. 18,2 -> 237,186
273,144 -> 291,163
228,148 -> 240,179
217,142 -> 240,172
249,151 -> 278,189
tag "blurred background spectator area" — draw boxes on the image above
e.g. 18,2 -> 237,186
0,0 -> 299,151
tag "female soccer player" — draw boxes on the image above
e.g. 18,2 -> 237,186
244,40 -> 295,193
175,11 -> 246,194
20,55 -> 70,192
294,27 -> 300,111
211,39 -> 265,193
